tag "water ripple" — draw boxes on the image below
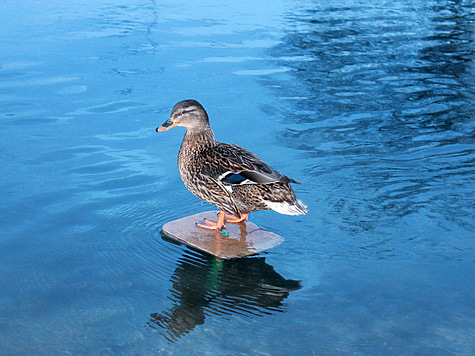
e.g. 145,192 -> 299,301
0,0 -> 473,353
267,0 -> 474,247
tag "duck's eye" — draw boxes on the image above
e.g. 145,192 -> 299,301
181,110 -> 187,115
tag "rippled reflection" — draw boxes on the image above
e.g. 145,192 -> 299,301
147,239 -> 301,342
269,0 -> 474,237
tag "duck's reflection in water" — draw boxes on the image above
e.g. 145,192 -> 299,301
148,239 -> 301,342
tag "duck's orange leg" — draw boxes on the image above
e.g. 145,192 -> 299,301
197,210 -> 227,230
224,213 -> 249,224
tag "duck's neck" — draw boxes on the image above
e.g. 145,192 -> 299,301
180,127 -> 217,155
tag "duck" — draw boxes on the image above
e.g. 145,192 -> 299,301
156,99 -> 307,230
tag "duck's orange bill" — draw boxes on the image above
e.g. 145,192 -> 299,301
156,123 -> 177,132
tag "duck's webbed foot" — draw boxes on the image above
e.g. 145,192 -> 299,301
197,210 -> 226,230
224,213 -> 249,224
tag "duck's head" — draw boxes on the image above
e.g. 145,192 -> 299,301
156,100 -> 209,132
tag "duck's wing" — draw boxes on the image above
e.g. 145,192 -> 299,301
201,143 -> 300,188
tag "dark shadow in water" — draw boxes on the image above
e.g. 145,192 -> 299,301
147,235 -> 301,342
417,1 -> 473,78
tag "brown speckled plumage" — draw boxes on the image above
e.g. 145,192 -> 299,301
157,99 -> 307,218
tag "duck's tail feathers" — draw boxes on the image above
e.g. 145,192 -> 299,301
263,199 -> 308,215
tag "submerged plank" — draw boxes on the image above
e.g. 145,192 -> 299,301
161,211 -> 284,259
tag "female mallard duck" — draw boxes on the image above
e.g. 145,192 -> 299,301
157,99 -> 307,230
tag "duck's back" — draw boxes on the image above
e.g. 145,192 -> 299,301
178,137 -> 305,215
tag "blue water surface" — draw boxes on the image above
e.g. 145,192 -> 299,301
1,0 -> 474,354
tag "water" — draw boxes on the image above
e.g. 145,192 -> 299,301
0,0 -> 473,354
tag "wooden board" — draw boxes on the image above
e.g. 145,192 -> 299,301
161,211 -> 284,259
